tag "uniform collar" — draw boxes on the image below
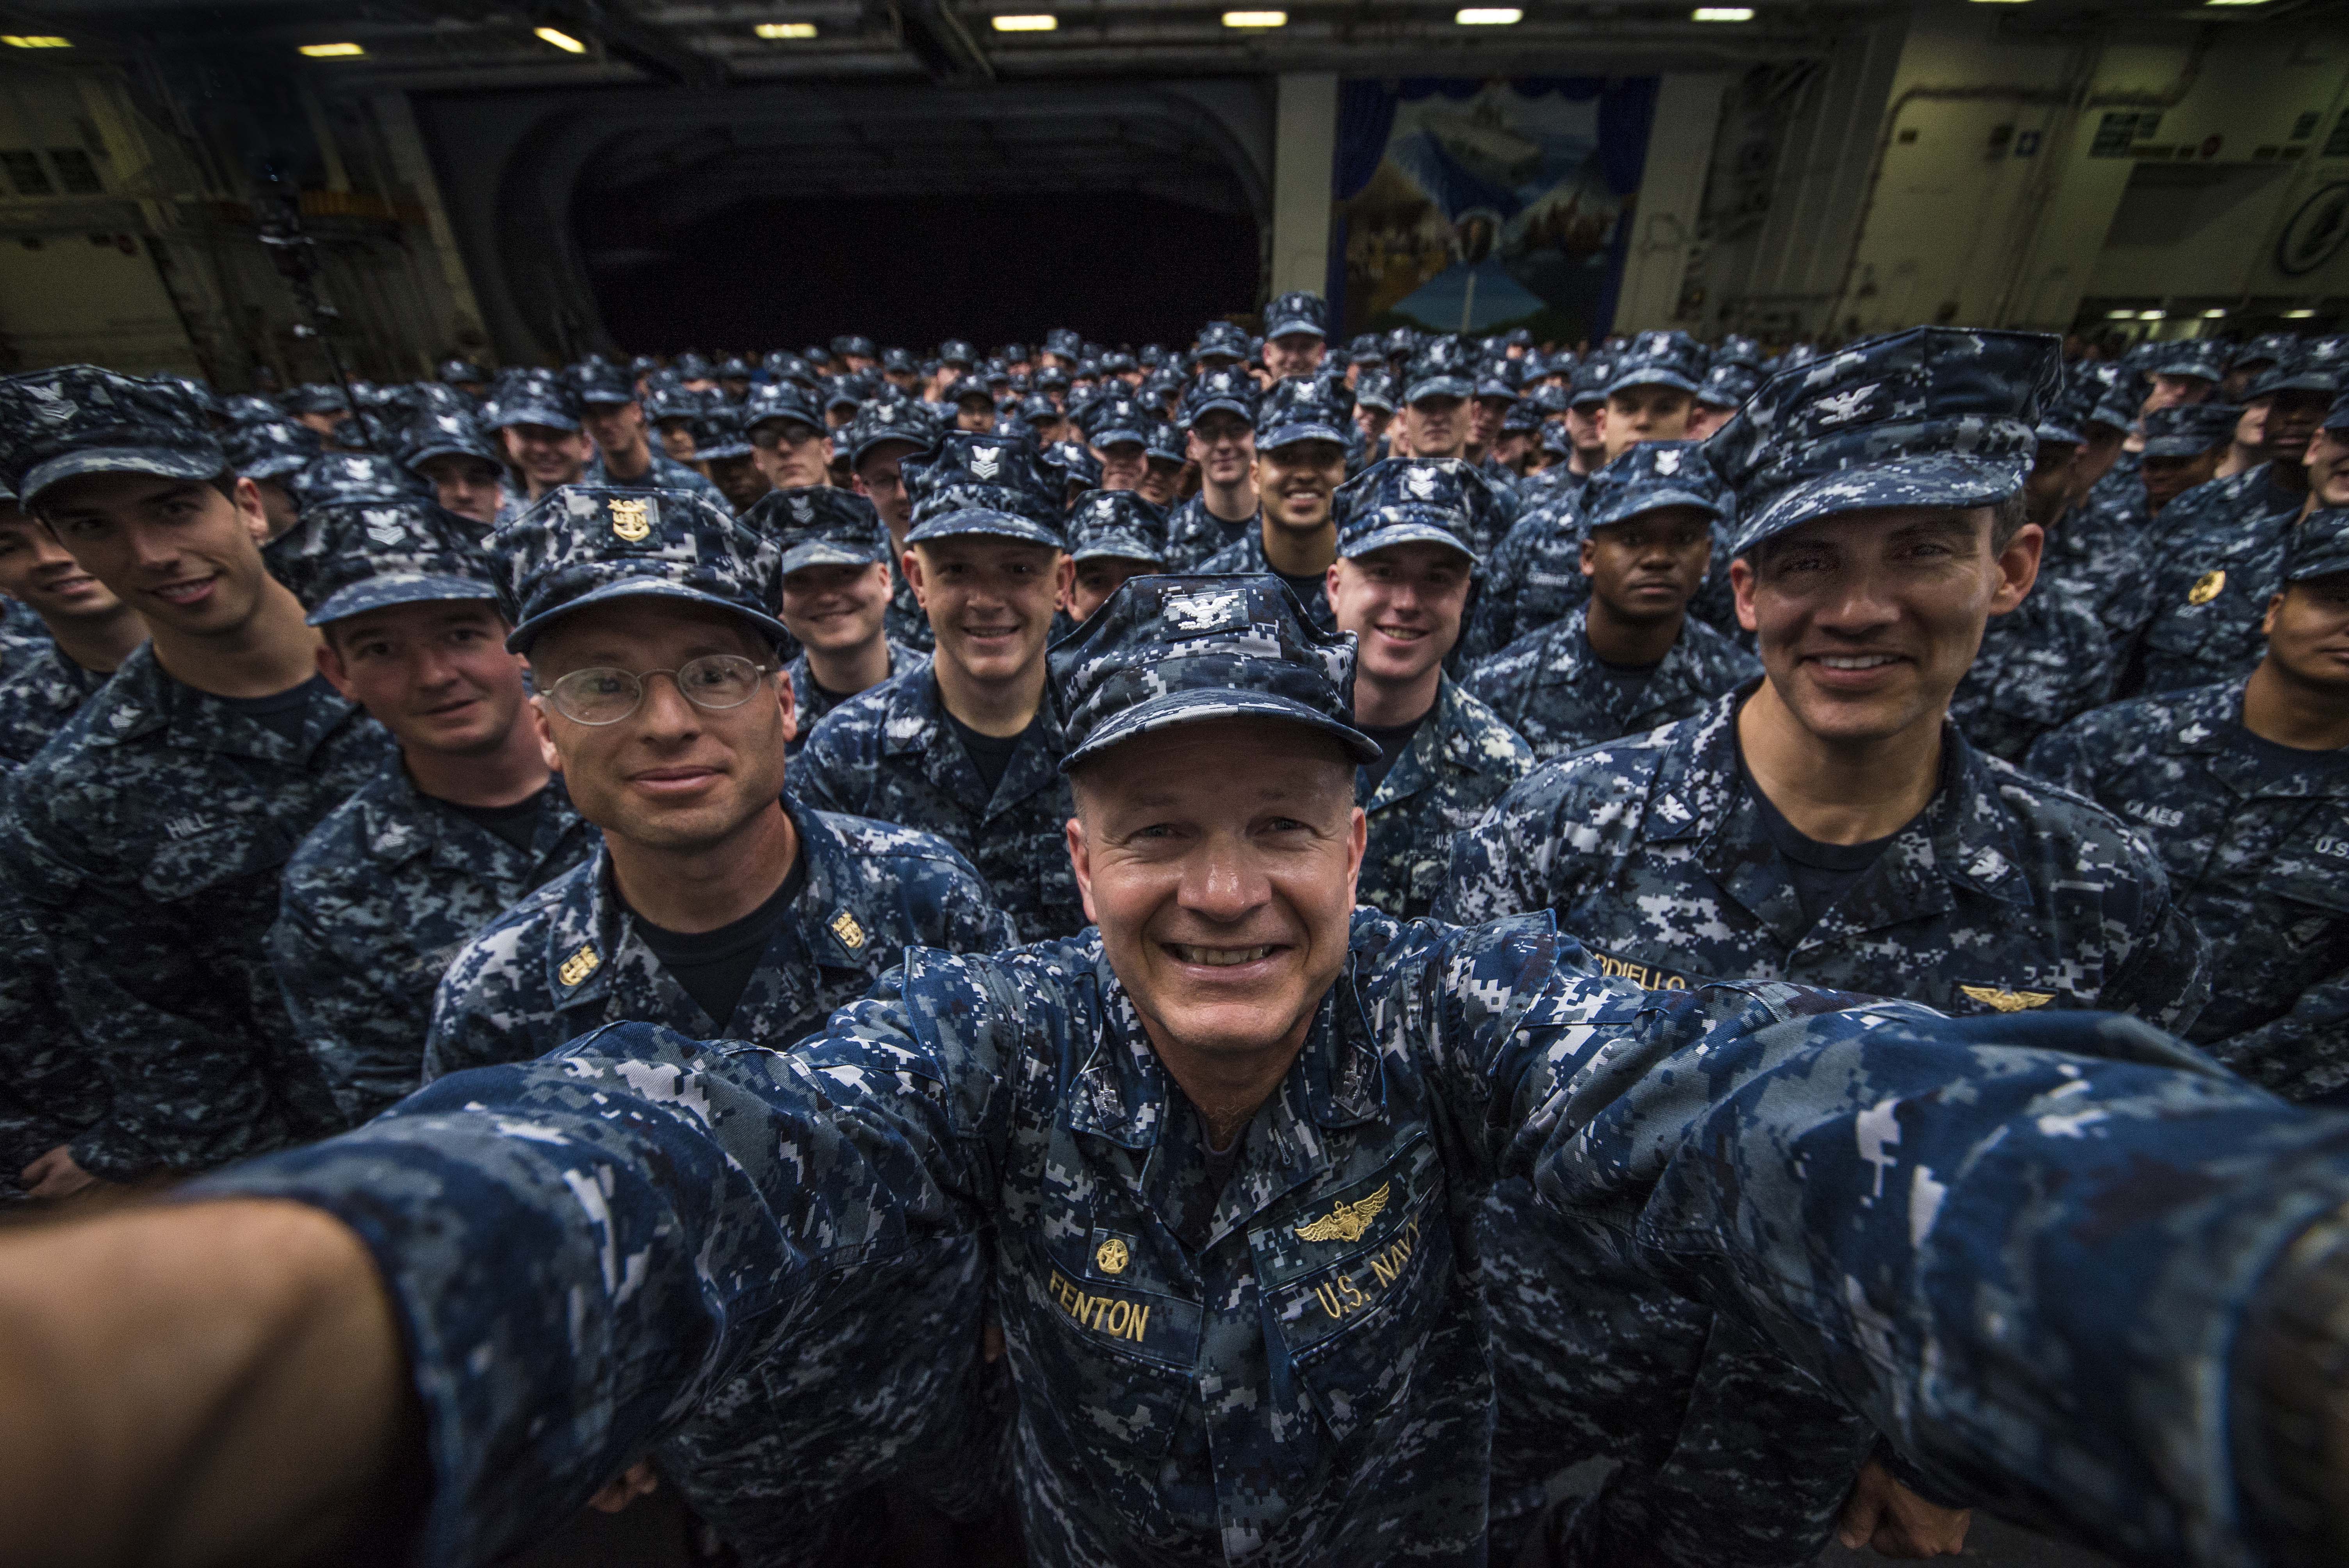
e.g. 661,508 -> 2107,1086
881,663 -> 1066,816
1649,684 -> 2034,926
1365,676 -> 1511,809
77,643 -> 358,760
356,758 -> 586,870
2164,679 -> 2349,800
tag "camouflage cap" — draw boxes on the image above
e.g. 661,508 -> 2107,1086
1475,360 -> 1522,403
219,393 -> 285,428
1041,439 -> 1103,492
571,360 -> 637,406
1404,336 -> 1477,404
1353,369 -> 1398,415
2148,338 -> 2229,383
688,406 -> 755,462
1034,365 -> 1073,393
1334,456 -> 1495,562
1050,574 -> 1377,770
1016,393 -> 1061,425
1264,291 -> 1328,341
226,419 -> 326,483
1697,362 -> 1760,411
824,375 -> 874,415
1499,399 -> 1544,435
1043,327 -> 1084,358
2234,333 -> 2297,372
1604,330 -> 1709,398
438,357 -> 489,385
281,382 -> 351,417
1182,367 -> 1258,428
1577,440 -> 1730,533
1714,333 -> 1764,372
831,335 -> 877,361
486,370 -> 581,432
493,484 -> 786,653
2142,401 -> 2245,456
845,399 -> 935,467
1538,420 -> 1574,458
2249,340 -> 2349,399
289,451 -> 433,515
945,374 -> 996,408
2287,505 -> 2349,583
743,380 -> 825,437
1066,488 -> 1169,565
903,431 -> 1066,549
763,351 -> 818,388
1082,397 -> 1152,449
1568,357 -> 1613,409
742,486 -> 893,576
1258,378 -> 1354,452
0,366 -> 230,506
1141,421 -> 1185,465
399,409 -> 503,472
2034,382 -> 2097,447
1707,326 -> 2060,555
937,338 -> 977,368
267,494 -> 500,625
1099,349 -> 1139,376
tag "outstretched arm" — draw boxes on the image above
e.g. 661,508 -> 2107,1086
0,1199 -> 421,1568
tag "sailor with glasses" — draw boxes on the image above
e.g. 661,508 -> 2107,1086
421,484 -> 1017,1085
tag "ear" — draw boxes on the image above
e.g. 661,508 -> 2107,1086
775,665 -> 798,748
1066,813 -> 1098,927
903,546 -> 928,607
1729,554 -> 1760,633
314,635 -> 356,700
1579,535 -> 1597,578
1986,521 -> 2044,617
1343,803 -> 1367,908
528,691 -> 563,773
1055,552 -> 1076,603
231,476 -> 271,547
2263,591 -> 2286,638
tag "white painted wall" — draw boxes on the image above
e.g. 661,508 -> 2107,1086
1611,73 -> 1728,333
1268,72 -> 1337,300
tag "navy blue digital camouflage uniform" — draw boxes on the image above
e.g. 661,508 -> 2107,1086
0,876 -> 107,1200
194,572 -> 2349,1568
1466,606 -> 1757,763
1163,368 -> 1260,570
1449,330 -> 2211,1565
0,366 -> 395,1179
1946,581 -> 2117,763
0,640 -> 109,769
1327,466 -> 1534,918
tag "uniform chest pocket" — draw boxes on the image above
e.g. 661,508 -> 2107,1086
139,816 -> 293,902
1010,1237 -> 1201,1462
2263,873 -> 2349,951
1256,1167 -> 1453,1445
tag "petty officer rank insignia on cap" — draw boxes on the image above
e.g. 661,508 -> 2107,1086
1295,1182 -> 1390,1243
609,496 -> 653,542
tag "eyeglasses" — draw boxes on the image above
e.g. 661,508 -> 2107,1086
751,422 -> 822,451
544,655 -> 775,725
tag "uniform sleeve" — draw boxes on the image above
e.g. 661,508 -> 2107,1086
268,875 -> 431,1127
0,803 -> 285,1179
191,960 -> 1012,1568
1440,921 -> 2349,1563
927,854 -> 1022,954
421,931 -> 559,1084
2199,975 -> 2349,1102
2091,875 -> 2212,1037
789,718 -> 861,816
2019,720 -> 2096,793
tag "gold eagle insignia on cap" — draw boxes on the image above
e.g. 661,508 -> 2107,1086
829,911 -> 865,949
1294,1182 -> 1389,1244
558,945 -> 601,987
1094,1238 -> 1130,1275
2187,569 -> 2224,606
1959,984 -> 2055,1013
608,497 -> 652,542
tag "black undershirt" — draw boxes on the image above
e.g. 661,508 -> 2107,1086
1356,713 -> 1427,793
1276,569 -> 1326,607
948,708 -> 1038,797
2236,722 -> 2349,783
444,792 -> 545,856
1590,652 -> 1662,700
633,853 -> 809,1032
1737,737 -> 1925,934
219,674 -> 333,746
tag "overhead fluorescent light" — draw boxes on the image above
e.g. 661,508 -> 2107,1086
1,35 -> 73,48
2285,307 -> 2319,318
1692,6 -> 1754,18
534,25 -> 588,52
754,21 -> 817,36
2203,308 -> 2228,317
991,13 -> 1057,29
298,41 -> 365,56
2204,1 -> 2269,6
2104,310 -> 2136,319
1223,10 -> 1287,25
2138,310 -> 2165,320
1457,7 -> 1523,21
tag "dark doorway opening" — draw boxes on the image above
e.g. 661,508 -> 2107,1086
581,191 -> 1261,355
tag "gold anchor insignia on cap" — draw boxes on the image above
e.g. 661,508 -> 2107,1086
608,497 -> 652,542
558,944 -> 601,987
2187,569 -> 2225,606
830,910 -> 865,949
1294,1182 -> 1390,1243
1959,984 -> 2055,1013
1094,1237 -> 1130,1275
